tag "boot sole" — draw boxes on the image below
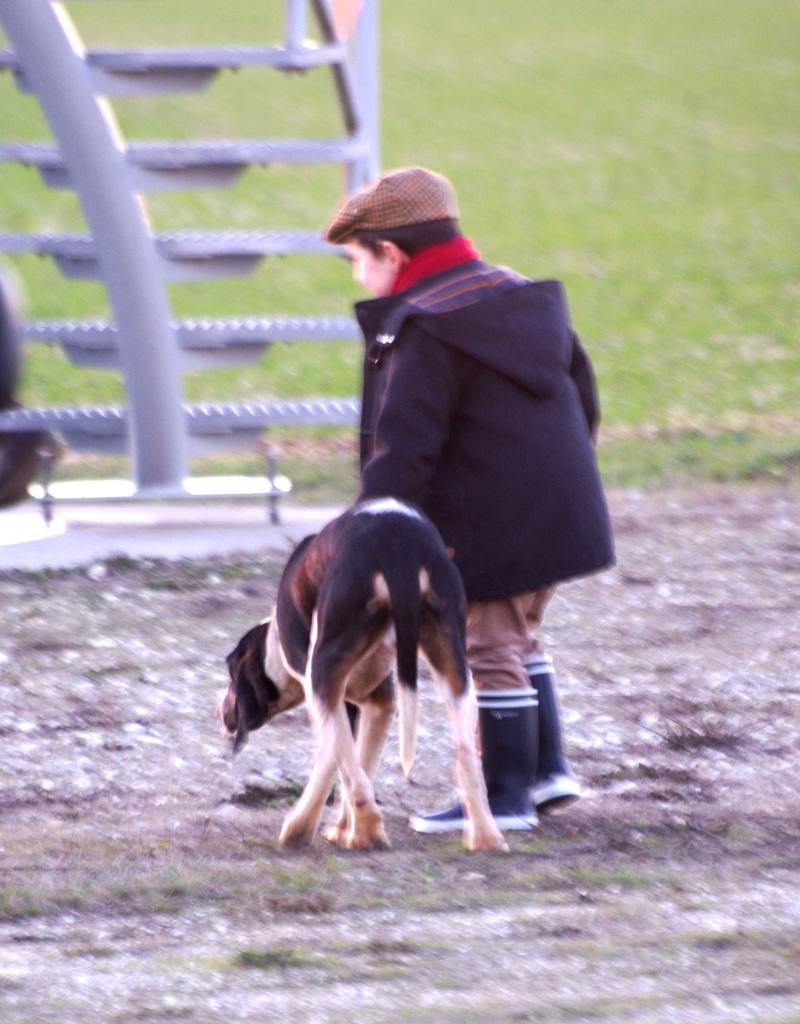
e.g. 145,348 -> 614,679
533,775 -> 582,809
410,813 -> 538,834
535,793 -> 581,814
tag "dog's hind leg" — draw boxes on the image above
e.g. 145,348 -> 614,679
325,679 -> 394,847
446,690 -> 509,853
428,662 -> 508,853
303,613 -> 390,851
421,621 -> 507,852
324,704 -> 389,850
446,685 -> 508,852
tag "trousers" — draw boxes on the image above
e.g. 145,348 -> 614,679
466,586 -> 556,692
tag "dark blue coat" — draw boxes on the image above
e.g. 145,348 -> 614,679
355,261 -> 615,602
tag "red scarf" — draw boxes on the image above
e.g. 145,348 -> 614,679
391,236 -> 481,295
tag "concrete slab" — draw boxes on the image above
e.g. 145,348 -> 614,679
0,499 -> 342,571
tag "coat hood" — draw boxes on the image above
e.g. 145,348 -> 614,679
355,264 -> 575,399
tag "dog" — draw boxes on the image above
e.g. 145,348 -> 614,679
218,497 -> 508,853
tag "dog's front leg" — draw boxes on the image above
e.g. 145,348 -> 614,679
279,746 -> 338,848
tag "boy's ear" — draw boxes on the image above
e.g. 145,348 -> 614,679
380,240 -> 411,270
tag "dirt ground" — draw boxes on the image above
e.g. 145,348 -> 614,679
1,484 -> 799,1024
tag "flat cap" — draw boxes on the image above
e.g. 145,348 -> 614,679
325,166 -> 459,244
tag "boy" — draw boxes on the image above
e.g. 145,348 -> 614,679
326,167 -> 615,831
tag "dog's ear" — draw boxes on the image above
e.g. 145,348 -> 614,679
275,534 -> 317,678
225,621 -> 278,752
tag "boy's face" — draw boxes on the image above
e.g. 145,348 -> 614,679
345,241 -> 408,298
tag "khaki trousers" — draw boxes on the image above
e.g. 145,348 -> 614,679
466,586 -> 556,692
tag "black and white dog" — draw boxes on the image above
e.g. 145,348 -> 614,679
219,498 -> 507,853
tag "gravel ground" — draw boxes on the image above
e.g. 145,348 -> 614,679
0,484 -> 799,1023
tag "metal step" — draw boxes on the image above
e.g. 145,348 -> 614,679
0,138 -> 369,191
0,43 -> 348,96
0,231 -> 339,281
186,398 -> 360,451
0,398 -> 360,456
25,316 -> 361,370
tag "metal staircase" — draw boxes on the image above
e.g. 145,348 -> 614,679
0,0 -> 376,511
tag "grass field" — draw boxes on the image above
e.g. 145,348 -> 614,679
1,0 -> 799,492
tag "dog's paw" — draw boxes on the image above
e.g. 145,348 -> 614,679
344,808 -> 390,851
326,820 -> 390,850
345,826 -> 391,851
324,805 -> 351,846
279,816 -> 316,848
323,823 -> 348,847
466,828 -> 510,854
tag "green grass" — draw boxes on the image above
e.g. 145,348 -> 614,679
1,0 -> 799,489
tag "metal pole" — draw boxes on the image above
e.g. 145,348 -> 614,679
285,0 -> 307,49
352,0 -> 380,186
0,0 -> 188,492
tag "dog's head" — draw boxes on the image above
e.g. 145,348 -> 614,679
218,620 -> 283,754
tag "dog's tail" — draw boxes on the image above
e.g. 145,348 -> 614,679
397,680 -> 420,779
379,564 -> 427,778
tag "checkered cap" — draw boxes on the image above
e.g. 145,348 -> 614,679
325,167 -> 459,244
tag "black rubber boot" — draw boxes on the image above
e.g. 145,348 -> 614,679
409,689 -> 539,833
525,654 -> 581,812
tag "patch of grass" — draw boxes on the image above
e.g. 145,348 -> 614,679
214,562 -> 275,583
104,868 -> 216,915
0,859 -> 240,923
562,865 -> 656,891
274,449 -> 358,506
599,427 -> 800,489
656,698 -> 748,753
745,443 -> 800,482
691,930 -> 742,951
233,935 -> 436,985
230,781 -> 302,808
0,857 -> 333,923
545,996 -> 666,1022
233,945 -> 335,973
0,886 -> 48,922
270,862 -> 332,894
140,560 -> 226,592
